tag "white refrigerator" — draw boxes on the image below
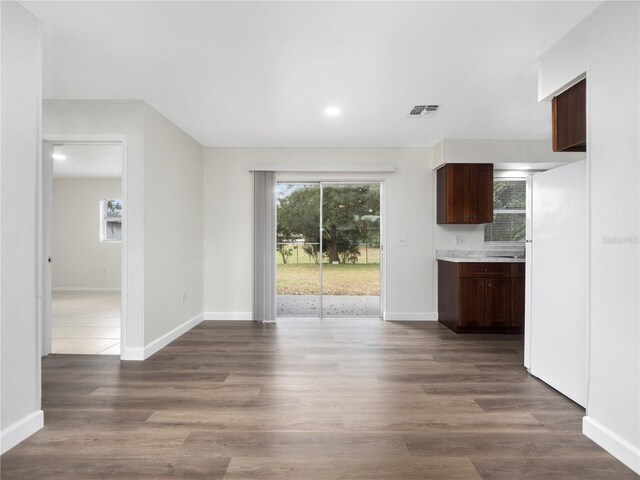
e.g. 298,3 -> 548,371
524,160 -> 587,407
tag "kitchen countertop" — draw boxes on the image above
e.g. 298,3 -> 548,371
436,250 -> 526,263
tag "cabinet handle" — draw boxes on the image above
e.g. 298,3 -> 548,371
484,268 -> 488,272
488,283 -> 492,287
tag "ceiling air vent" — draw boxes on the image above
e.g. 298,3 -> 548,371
408,104 -> 440,118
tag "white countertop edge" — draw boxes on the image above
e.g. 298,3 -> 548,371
435,250 -> 525,263
436,256 -> 525,263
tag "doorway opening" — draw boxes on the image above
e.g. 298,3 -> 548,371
276,182 -> 382,319
43,141 -> 124,355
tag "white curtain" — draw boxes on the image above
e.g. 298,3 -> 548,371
253,171 -> 277,322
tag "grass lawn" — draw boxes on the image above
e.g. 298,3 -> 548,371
277,263 -> 380,296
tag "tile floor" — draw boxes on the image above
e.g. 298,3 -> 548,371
52,291 -> 121,355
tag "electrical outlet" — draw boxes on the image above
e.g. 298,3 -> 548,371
455,236 -> 465,245
181,291 -> 187,303
399,237 -> 409,246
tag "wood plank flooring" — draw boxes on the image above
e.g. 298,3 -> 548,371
1,319 -> 637,479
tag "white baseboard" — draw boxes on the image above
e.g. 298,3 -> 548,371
583,415 -> 640,474
53,287 -> 121,292
204,311 -> 253,321
120,347 -> 144,361
0,410 -> 44,454
144,312 -> 204,359
384,312 -> 438,321
120,312 -> 204,361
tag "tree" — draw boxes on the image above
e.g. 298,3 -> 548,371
277,185 -> 321,263
276,233 -> 294,264
105,199 -> 122,218
488,180 -> 526,242
321,185 -> 380,263
277,184 -> 380,264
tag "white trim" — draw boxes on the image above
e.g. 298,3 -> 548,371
272,179 -> 386,320
144,312 -> 204,360
583,416 -> 640,475
41,134 -> 129,360
384,312 -> 438,321
121,312 -> 205,361
583,66 -> 592,416
250,163 -> 395,173
379,181 -> 387,320
42,134 -> 127,143
204,312 -> 253,321
120,347 -> 144,361
40,142 -> 52,357
0,410 -> 44,455
52,287 -> 121,292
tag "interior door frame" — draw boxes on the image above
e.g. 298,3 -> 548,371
275,178 -> 386,320
40,135 -> 128,358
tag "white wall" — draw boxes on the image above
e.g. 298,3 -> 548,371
43,101 -> 205,357
43,100 -> 145,355
0,0 -> 44,453
539,1 -> 640,473
52,178 -> 121,290
203,148 -> 435,320
142,103 -> 204,344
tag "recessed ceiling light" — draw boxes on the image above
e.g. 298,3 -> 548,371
52,153 -> 66,160
325,106 -> 341,117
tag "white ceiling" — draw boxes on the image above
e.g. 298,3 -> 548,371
52,144 -> 122,178
24,1 -> 602,147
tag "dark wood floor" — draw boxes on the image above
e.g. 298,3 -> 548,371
1,320 -> 636,479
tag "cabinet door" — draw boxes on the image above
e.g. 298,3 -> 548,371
460,278 -> 485,327
441,164 -> 470,223
469,164 -> 494,223
510,277 -> 525,328
552,78 -> 586,152
437,163 -> 493,224
485,278 -> 511,327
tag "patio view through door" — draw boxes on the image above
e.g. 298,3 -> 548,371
276,182 -> 381,318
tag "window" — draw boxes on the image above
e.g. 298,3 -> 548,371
100,199 -> 122,242
484,179 -> 526,243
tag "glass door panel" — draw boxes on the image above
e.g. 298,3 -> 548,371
276,183 -> 321,317
321,183 -> 381,318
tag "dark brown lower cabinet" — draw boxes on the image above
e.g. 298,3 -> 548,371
438,260 -> 524,333
459,278 -> 485,327
510,267 -> 525,328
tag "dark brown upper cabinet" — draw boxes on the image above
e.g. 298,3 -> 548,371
437,163 -> 493,224
552,78 -> 586,152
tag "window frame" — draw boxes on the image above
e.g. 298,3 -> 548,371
484,176 -> 526,246
99,199 -> 123,243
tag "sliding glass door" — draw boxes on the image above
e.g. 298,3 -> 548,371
276,183 -> 321,317
321,183 -> 380,318
276,182 -> 381,319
